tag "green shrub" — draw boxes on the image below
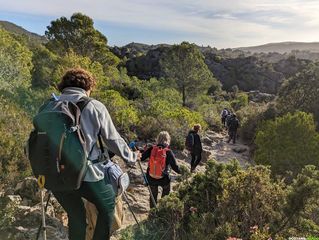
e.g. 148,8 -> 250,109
254,111 -> 319,177
231,92 -> 249,110
197,103 -> 228,130
98,90 -> 140,132
136,105 -> 206,149
134,84 -> 207,148
0,28 -> 33,92
31,45 -> 58,88
52,50 -> 108,88
0,96 -> 32,181
277,63 -> 319,125
236,102 -> 278,143
122,160 -> 319,239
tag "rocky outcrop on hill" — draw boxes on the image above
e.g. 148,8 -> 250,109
203,53 -> 285,93
124,46 -> 169,80
238,41 -> 319,54
121,44 -> 314,94
0,179 -> 67,240
111,42 -> 170,59
272,56 -> 310,79
248,90 -> 275,103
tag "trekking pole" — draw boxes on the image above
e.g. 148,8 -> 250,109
122,191 -> 140,226
136,160 -> 157,209
36,175 -> 47,240
36,191 -> 51,240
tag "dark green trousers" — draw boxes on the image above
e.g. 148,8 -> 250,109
53,180 -> 115,240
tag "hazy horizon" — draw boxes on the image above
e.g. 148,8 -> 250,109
1,0 -> 319,48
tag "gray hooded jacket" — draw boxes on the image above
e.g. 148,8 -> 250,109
59,87 -> 137,182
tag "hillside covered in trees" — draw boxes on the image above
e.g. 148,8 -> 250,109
1,13 -> 319,240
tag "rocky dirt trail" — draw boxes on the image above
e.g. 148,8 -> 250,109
112,129 -> 251,238
0,129 -> 251,240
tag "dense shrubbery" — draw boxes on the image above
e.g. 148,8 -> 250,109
160,42 -> 221,106
45,13 -> 119,68
236,103 -> 268,142
198,101 -> 232,130
0,97 -> 32,181
31,45 -> 58,88
132,81 -> 207,148
120,160 -> 319,240
0,28 -> 33,91
98,90 -> 139,134
254,111 -> 319,178
277,63 -> 319,125
231,92 -> 249,110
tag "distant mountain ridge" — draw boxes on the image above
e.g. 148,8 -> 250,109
238,42 -> 319,54
0,20 -> 46,43
1,20 -> 318,95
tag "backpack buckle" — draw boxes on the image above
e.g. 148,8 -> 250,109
69,125 -> 79,133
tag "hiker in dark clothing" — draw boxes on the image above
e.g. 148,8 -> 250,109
227,114 -> 240,144
141,131 -> 181,208
188,124 -> 203,173
220,108 -> 229,127
225,112 -> 232,129
52,68 -> 139,240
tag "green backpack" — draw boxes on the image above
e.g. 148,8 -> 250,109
27,96 -> 91,191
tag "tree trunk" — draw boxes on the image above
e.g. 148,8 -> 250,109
182,85 -> 186,106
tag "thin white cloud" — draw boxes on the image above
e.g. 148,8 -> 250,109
1,0 -> 319,47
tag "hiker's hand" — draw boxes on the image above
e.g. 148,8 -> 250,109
136,151 -> 142,161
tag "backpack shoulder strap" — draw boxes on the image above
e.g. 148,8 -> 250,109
38,97 -> 55,113
163,147 -> 170,154
190,133 -> 194,144
98,133 -> 105,154
76,96 -> 92,112
150,145 -> 158,157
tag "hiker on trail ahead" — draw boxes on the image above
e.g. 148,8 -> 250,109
185,124 -> 203,173
129,139 -> 138,151
220,108 -> 229,127
227,114 -> 240,144
225,112 -> 233,129
49,68 -> 139,240
141,131 -> 181,208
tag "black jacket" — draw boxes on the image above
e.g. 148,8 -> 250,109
188,130 -> 202,153
228,117 -> 239,131
141,144 -> 181,185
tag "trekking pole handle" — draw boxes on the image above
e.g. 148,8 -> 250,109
37,175 -> 45,189
37,175 -> 47,240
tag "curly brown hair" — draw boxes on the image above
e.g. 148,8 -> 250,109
193,124 -> 201,132
57,68 -> 96,92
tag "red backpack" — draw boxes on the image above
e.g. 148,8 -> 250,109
149,145 -> 169,179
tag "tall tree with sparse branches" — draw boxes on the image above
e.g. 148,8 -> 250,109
45,12 -> 119,68
160,42 -> 220,106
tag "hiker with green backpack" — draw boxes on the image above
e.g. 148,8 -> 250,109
141,131 -> 181,208
27,68 -> 140,240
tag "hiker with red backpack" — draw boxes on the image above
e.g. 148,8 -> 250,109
28,68 -> 139,240
141,131 -> 181,208
185,124 -> 203,173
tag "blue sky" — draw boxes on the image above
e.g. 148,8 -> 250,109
1,0 -> 319,48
